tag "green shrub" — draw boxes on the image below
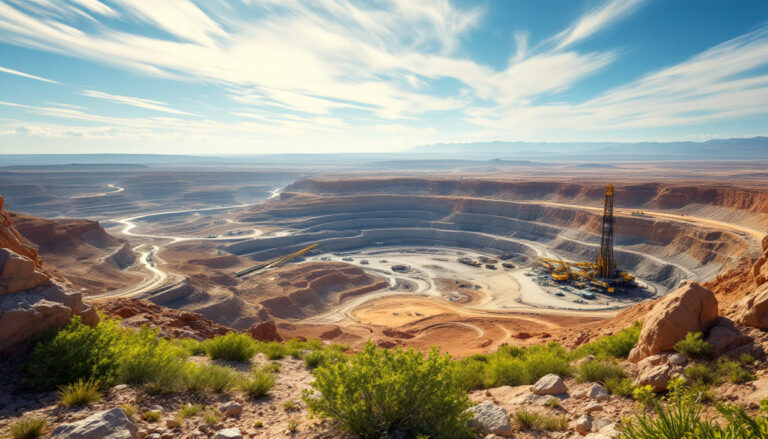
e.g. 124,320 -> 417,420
303,350 -> 325,368
632,385 -> 655,408
546,397 -> 560,408
240,368 -> 275,398
675,332 -> 713,359
304,341 -> 472,439
450,358 -> 489,390
684,362 -> 720,386
260,342 -> 289,360
283,400 -> 297,411
576,360 -> 627,384
25,317 -> 124,389
120,404 -> 137,417
605,377 -> 634,397
8,416 -> 47,439
142,411 -> 160,422
514,410 -> 567,431
264,362 -> 281,373
287,418 -> 301,432
203,332 -> 256,362
175,338 -> 205,356
573,321 -> 641,359
178,403 -> 202,421
57,378 -> 102,407
183,363 -> 237,393
203,408 -> 220,426
621,396 -> 768,439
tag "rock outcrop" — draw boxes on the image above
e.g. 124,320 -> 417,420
532,374 -> 568,395
628,282 -> 718,363
97,298 -> 232,340
466,401 -> 514,437
0,197 -> 98,355
247,320 -> 283,342
51,407 -> 139,439
730,283 -> 768,329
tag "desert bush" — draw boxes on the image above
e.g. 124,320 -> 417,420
239,368 -> 275,397
175,338 -> 205,355
684,362 -> 721,386
183,363 -> 237,393
674,332 -> 713,359
260,342 -> 289,360
25,316 -> 124,389
142,411 -> 160,422
514,410 -> 567,431
203,408 -> 220,425
178,403 -> 202,421
572,321 -> 642,359
304,341 -> 472,439
57,378 -> 102,407
283,400 -> 298,411
302,350 -> 325,368
287,418 -> 301,432
203,332 -> 256,362
120,404 -> 138,418
576,360 -> 627,384
8,416 -> 47,439
632,385 -> 655,408
450,358 -> 489,390
605,377 -> 634,397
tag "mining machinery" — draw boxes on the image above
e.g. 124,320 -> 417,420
534,184 -> 635,294
596,184 -> 616,279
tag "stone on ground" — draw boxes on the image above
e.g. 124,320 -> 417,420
532,374 -> 568,395
466,401 -> 514,437
51,408 -> 139,439
213,428 -> 242,439
587,383 -> 609,401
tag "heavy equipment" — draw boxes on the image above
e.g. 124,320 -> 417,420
236,243 -> 318,277
596,184 -> 616,279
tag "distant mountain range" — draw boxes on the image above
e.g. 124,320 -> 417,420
409,137 -> 768,161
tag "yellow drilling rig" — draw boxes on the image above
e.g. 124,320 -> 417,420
534,184 -> 634,294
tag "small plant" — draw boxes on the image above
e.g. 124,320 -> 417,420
183,364 -> 237,393
204,332 -> 256,362
253,420 -> 263,428
283,400 -> 297,411
738,353 -> 756,366
546,397 -> 560,408
674,332 -> 713,359
178,403 -> 202,420
303,350 -> 325,368
142,411 -> 160,422
684,362 -> 720,386
572,321 -> 641,359
57,378 -> 102,407
576,360 -> 627,384
239,368 -> 275,398
261,342 -> 288,360
304,342 -> 472,439
8,416 -> 47,439
632,385 -> 655,408
605,377 -> 634,397
264,362 -> 281,373
287,418 -> 301,432
203,408 -> 220,426
514,410 -> 567,431
120,404 -> 138,418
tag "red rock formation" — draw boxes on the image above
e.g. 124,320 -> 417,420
97,298 -> 232,340
0,196 -> 98,355
628,282 -> 718,363
246,320 -> 282,342
0,196 -> 43,270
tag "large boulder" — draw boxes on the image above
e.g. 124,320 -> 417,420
634,363 -> 682,392
0,278 -> 98,354
246,320 -> 282,342
705,317 -> 751,354
730,283 -> 768,329
466,401 -> 514,437
531,374 -> 568,395
628,282 -> 718,363
51,408 -> 139,439
0,249 -> 47,294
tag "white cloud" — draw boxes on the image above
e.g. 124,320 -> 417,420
81,90 -> 199,116
0,65 -> 59,84
554,0 -> 646,50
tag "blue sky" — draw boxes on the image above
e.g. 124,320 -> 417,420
0,0 -> 767,154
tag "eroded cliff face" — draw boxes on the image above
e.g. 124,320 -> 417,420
0,195 -> 98,355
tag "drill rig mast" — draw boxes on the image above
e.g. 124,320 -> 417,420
596,184 -> 616,279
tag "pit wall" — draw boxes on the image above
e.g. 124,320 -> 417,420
227,194 -> 751,290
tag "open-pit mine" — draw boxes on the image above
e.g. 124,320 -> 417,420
3,165 -> 765,356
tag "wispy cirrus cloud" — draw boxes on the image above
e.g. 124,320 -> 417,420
0,65 -> 59,84
82,90 -> 199,116
0,0 -> 766,152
